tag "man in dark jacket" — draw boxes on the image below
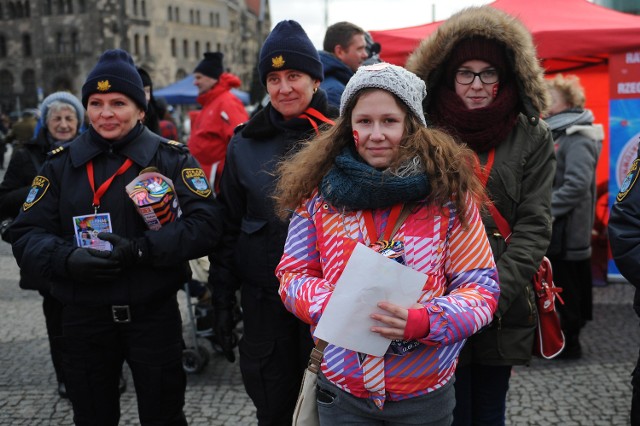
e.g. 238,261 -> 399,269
318,21 -> 368,108
609,147 -> 640,426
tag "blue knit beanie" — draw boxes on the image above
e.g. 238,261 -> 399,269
81,49 -> 147,111
258,20 -> 323,86
40,91 -> 84,125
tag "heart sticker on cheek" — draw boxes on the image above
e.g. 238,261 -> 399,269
492,83 -> 500,98
353,130 -> 360,148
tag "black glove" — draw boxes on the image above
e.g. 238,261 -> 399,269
213,308 -> 236,362
97,232 -> 147,268
66,248 -> 121,283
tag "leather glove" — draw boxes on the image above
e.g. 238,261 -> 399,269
213,308 -> 236,362
97,232 -> 148,268
66,248 -> 121,283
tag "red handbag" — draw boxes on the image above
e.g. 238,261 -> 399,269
530,256 -> 565,358
475,150 -> 565,359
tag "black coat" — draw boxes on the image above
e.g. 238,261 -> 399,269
210,92 -> 337,310
0,129 -> 51,220
609,149 -> 640,318
10,125 -> 221,306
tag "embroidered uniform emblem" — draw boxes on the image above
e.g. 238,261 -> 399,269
97,80 -> 111,91
617,158 -> 640,202
23,176 -> 51,211
271,55 -> 285,68
181,168 -> 212,198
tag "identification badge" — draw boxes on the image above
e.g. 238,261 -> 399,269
72,213 -> 113,250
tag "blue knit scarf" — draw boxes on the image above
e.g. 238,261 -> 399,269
320,146 -> 430,210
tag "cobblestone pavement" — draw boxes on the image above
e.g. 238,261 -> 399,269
0,153 -> 637,425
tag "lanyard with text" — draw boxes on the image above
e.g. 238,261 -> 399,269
362,204 -> 403,244
86,158 -> 134,213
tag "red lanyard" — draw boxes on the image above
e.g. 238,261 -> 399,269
86,158 -> 134,212
473,148 -> 512,243
362,204 -> 403,243
298,107 -> 336,135
473,148 -> 495,187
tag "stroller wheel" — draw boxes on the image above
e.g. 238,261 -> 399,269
182,348 -> 206,374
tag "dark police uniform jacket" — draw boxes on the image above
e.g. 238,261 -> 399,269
609,150 -> 640,317
9,125 -> 220,306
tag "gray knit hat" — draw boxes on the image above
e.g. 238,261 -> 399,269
340,62 -> 427,126
40,91 -> 85,125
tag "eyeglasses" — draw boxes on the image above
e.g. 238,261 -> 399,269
455,69 -> 499,85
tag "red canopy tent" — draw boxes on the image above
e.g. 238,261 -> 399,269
370,0 -> 640,283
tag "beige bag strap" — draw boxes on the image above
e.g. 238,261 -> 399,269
307,339 -> 328,373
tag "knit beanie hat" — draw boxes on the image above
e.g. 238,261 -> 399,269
81,49 -> 147,111
194,52 -> 224,79
40,91 -> 84,125
137,67 -> 153,89
258,20 -> 323,86
445,37 -> 507,83
340,62 -> 427,126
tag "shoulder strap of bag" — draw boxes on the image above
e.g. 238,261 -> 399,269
308,339 -> 328,373
473,149 -> 512,245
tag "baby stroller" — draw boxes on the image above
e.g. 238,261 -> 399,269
181,257 -> 240,374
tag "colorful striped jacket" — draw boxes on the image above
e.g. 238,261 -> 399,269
276,191 -> 500,404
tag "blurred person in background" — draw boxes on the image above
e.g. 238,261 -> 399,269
543,74 -> 603,359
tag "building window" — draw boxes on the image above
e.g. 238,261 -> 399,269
44,0 -> 52,15
183,39 -> 188,58
141,0 -> 146,17
78,0 -> 86,13
167,6 -> 172,21
22,69 -> 36,98
71,31 -> 80,53
195,41 -> 200,59
196,10 -> 200,25
0,70 -> 14,96
25,0 -> 31,17
175,7 -> 179,22
205,42 -> 211,52
0,4 -> 4,19
65,0 -> 71,13
209,12 -> 213,26
133,0 -> 138,15
171,38 -> 176,57
189,9 -> 193,24
56,0 -> 64,14
144,35 -> 150,56
56,32 -> 64,53
216,42 -> 221,52
134,34 -> 140,55
22,33 -> 31,57
0,35 -> 7,58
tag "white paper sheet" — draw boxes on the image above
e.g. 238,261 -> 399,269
314,242 -> 427,356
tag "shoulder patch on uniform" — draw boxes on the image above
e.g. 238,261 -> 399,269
23,176 -> 50,210
181,168 -> 212,198
161,139 -> 189,153
617,158 -> 640,202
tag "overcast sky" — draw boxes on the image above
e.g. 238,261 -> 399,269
269,0 -> 493,49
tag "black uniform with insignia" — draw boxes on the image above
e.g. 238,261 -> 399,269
9,49 -> 220,426
609,149 -> 640,426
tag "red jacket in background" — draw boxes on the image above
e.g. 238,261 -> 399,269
188,72 -> 248,191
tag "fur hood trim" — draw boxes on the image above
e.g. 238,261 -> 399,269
406,6 -> 549,123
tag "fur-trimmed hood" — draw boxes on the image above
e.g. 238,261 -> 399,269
406,6 -> 549,124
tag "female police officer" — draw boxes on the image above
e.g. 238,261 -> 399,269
10,49 -> 219,425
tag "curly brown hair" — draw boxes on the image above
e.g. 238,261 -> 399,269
273,88 -> 486,224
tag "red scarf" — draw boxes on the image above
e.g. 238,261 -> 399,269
429,79 -> 519,153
